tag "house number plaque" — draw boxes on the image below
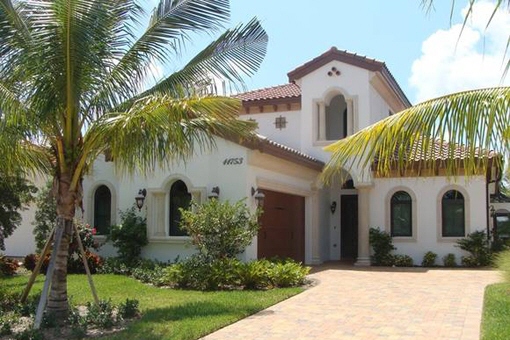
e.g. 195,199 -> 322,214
223,157 -> 243,165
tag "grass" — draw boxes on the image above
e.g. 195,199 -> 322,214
481,282 -> 510,340
3,274 -> 303,340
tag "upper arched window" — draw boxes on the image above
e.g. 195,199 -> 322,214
442,190 -> 465,237
169,180 -> 192,236
325,94 -> 348,140
94,185 -> 111,235
390,191 -> 412,237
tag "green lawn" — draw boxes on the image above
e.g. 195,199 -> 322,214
3,274 -> 303,340
481,282 -> 510,340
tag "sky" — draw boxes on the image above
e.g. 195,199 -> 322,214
148,0 -> 510,105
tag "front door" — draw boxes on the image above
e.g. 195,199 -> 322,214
341,194 -> 358,260
258,190 -> 305,262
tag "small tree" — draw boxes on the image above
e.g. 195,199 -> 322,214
109,208 -> 148,265
369,227 -> 396,266
180,199 -> 260,261
32,181 -> 57,252
0,172 -> 37,251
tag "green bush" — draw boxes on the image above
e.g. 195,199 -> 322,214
109,208 -> 148,265
268,260 -> 310,287
160,257 -> 309,291
456,230 -> 492,266
239,260 -> 272,289
443,253 -> 457,267
86,299 -> 116,329
369,227 -> 396,266
495,250 -> 510,283
461,256 -> 479,267
180,199 -> 260,261
421,251 -> 438,267
118,298 -> 140,319
393,254 -> 413,267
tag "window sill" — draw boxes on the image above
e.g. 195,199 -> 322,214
392,236 -> 416,242
149,236 -> 191,244
437,236 -> 465,243
313,139 -> 343,147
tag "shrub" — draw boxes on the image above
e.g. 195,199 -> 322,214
0,255 -> 19,276
68,251 -> 103,274
461,256 -> 478,267
23,253 -> 50,274
86,299 -> 116,329
239,260 -> 272,289
369,227 -> 396,266
421,251 -> 438,267
109,208 -> 148,265
160,257 -> 309,291
180,199 -> 260,261
443,253 -> 457,267
268,260 -> 310,287
456,230 -> 492,266
118,299 -> 140,319
495,250 -> 510,283
97,257 -> 132,275
393,254 -> 413,267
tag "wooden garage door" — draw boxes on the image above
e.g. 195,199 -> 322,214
257,190 -> 305,262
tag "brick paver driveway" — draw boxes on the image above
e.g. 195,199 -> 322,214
202,264 -> 500,340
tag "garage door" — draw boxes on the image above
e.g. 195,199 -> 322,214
257,190 -> 305,262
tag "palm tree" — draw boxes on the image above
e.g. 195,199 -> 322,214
322,87 -> 510,182
0,0 -> 267,316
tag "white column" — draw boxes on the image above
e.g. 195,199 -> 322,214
319,101 -> 326,140
355,185 -> 372,266
311,191 -> 322,264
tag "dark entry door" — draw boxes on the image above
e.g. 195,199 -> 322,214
258,190 -> 305,262
341,195 -> 358,260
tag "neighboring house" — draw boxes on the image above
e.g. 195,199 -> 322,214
5,47 -> 506,265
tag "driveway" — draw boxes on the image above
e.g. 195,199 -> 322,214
202,264 -> 500,340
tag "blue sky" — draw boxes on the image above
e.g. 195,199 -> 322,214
149,0 -> 510,105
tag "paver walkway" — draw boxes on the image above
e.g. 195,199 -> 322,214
202,264 -> 500,340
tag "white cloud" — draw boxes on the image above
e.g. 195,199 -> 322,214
410,0 -> 510,103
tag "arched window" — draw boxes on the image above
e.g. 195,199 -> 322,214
390,191 -> 412,237
94,185 -> 111,235
442,190 -> 465,237
325,94 -> 348,140
169,180 -> 192,236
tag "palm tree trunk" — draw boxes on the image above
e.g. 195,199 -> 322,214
46,174 -> 76,317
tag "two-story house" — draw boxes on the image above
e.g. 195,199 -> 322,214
7,47 -> 500,265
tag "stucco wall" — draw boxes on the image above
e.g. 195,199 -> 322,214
241,110 -> 302,150
369,176 -> 487,265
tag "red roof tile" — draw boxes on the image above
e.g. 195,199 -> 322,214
233,83 -> 301,102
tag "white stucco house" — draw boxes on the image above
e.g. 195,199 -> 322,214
5,47 -> 507,266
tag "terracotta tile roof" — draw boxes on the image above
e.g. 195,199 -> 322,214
382,138 -> 496,163
287,47 -> 411,108
233,134 -> 324,172
232,83 -> 301,102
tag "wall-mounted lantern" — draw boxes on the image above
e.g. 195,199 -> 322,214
135,189 -> 147,211
330,201 -> 337,214
208,186 -> 220,199
251,187 -> 265,208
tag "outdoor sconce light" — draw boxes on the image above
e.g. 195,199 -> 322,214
135,189 -> 147,211
208,186 -> 220,199
490,205 -> 496,218
330,201 -> 337,214
251,187 -> 265,208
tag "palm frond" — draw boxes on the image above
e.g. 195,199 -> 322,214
89,0 -> 230,112
140,17 -> 268,99
83,95 -> 255,177
322,87 -> 510,184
